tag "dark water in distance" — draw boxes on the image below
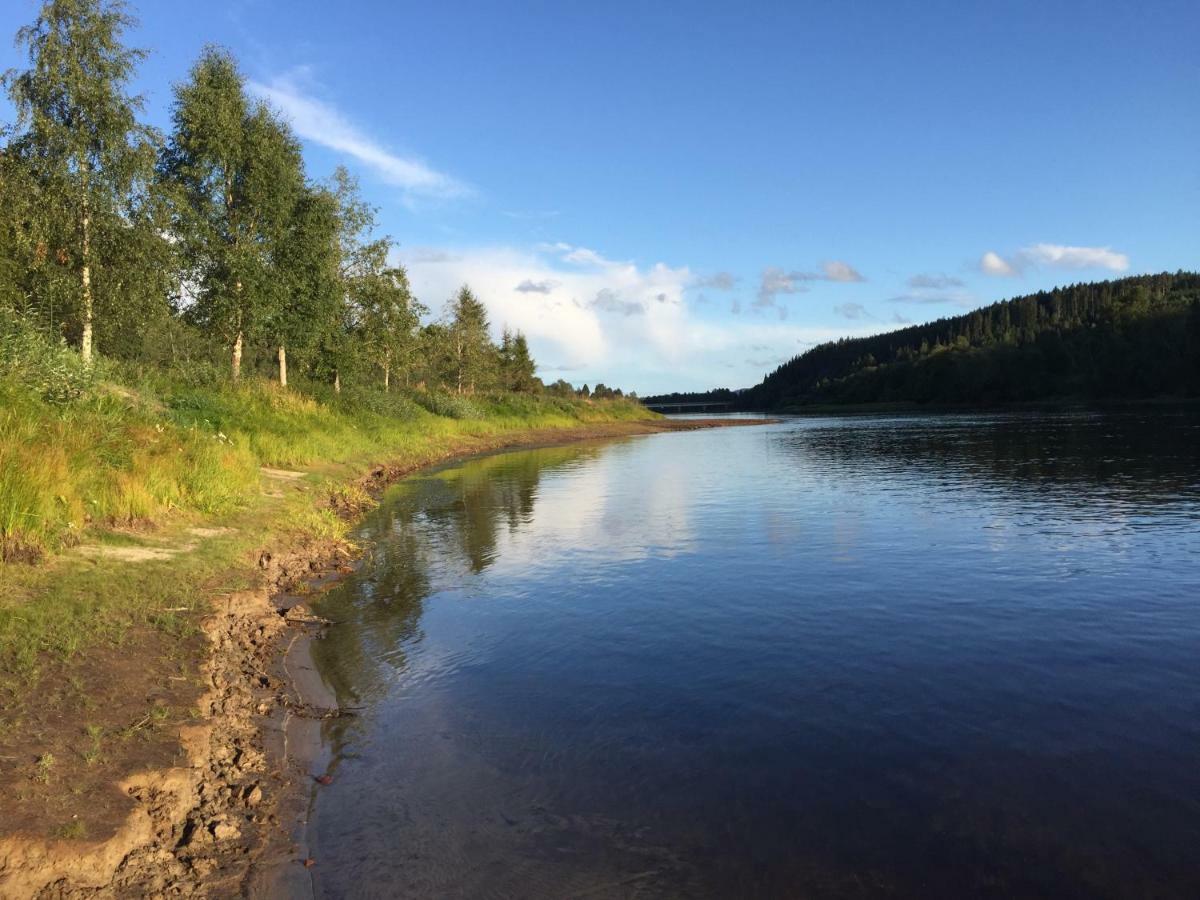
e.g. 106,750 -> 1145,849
308,411 -> 1200,899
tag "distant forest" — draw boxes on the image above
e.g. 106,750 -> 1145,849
648,273 -> 1200,410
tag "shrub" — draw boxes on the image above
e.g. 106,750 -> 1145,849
0,309 -> 94,404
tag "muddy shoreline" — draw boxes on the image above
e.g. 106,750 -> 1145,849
0,417 -> 774,898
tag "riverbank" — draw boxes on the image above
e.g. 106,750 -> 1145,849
0,407 -> 773,897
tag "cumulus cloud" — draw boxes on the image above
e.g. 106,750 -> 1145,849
248,69 -> 469,201
755,260 -> 866,315
822,260 -> 866,283
980,251 -> 1016,276
980,243 -> 1129,276
756,267 -> 809,313
908,273 -> 964,289
397,242 -> 873,392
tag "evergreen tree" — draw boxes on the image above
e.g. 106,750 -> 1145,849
161,46 -> 304,378
507,331 -> 536,391
447,285 -> 492,394
2,0 -> 162,364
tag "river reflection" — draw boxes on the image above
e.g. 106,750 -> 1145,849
309,411 -> 1200,899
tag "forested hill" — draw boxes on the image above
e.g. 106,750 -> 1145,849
742,273 -> 1200,409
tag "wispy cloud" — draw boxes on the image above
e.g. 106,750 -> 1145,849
515,279 -> 558,294
754,260 -> 866,316
908,273 -> 965,289
248,69 -> 470,202
833,302 -> 870,320
696,271 -> 737,290
888,290 -> 976,307
980,243 -> 1129,277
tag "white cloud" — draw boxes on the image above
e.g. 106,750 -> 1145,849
980,251 -> 1016,276
398,242 -> 871,392
755,260 -> 866,315
822,260 -> 866,283
756,267 -> 810,312
248,69 -> 469,201
980,243 -> 1129,276
1018,243 -> 1129,271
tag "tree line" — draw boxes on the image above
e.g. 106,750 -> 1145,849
0,0 -> 564,397
740,273 -> 1200,409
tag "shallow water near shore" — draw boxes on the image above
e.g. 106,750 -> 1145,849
307,410 -> 1200,898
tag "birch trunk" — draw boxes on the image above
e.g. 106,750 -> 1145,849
232,331 -> 243,380
278,345 -> 287,387
384,363 -> 390,392
80,183 -> 93,366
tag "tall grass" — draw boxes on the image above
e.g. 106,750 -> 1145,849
1,347 -> 648,561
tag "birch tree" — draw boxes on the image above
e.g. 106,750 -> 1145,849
272,183 -> 341,386
161,46 -> 303,378
2,0 -> 160,364
357,264 -> 424,390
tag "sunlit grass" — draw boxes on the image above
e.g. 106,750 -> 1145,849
0,369 -> 650,688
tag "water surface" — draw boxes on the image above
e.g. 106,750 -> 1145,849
309,411 -> 1200,898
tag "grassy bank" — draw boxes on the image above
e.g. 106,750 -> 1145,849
0,366 -> 648,688
0,357 -> 656,852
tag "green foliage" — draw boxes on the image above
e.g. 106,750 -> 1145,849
2,0 -> 166,363
2,7 -> 561,401
747,273 -> 1200,408
446,285 -> 494,394
411,389 -> 484,420
499,328 -> 538,392
161,46 -> 304,368
0,308 -> 94,403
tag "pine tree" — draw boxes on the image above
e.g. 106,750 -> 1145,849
508,331 -> 537,391
447,285 -> 492,394
3,0 -> 162,364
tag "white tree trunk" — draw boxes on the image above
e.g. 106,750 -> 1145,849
232,331 -> 243,380
333,371 -> 341,394
384,363 -> 390,392
278,345 -> 287,387
80,195 -> 93,366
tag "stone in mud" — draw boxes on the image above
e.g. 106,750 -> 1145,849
209,817 -> 240,842
243,784 -> 263,807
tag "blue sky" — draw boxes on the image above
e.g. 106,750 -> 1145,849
3,0 -> 1197,393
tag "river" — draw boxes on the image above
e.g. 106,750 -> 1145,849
305,410 -> 1200,898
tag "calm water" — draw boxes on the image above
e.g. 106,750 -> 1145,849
308,411 -> 1200,899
